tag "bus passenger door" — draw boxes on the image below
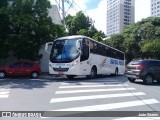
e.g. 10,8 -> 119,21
80,39 -> 90,75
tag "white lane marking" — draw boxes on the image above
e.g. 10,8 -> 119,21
50,92 -> 145,103
55,88 -> 136,94
0,91 -> 10,95
61,81 -> 122,85
0,88 -> 10,98
59,84 -> 128,89
0,89 -> 10,91
0,94 -> 9,98
53,99 -> 159,111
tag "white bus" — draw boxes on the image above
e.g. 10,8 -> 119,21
45,35 -> 125,79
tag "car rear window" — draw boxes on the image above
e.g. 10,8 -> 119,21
128,61 -> 143,65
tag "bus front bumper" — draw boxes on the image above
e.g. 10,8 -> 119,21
49,65 -> 82,76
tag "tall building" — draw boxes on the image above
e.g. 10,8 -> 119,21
106,0 -> 135,38
48,5 -> 62,24
151,0 -> 160,17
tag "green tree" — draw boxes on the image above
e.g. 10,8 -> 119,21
105,34 -> 125,51
78,29 -> 88,36
88,26 -> 98,37
141,39 -> 160,59
65,11 -> 90,35
7,0 -> 65,61
65,11 -> 105,42
0,0 -> 9,58
121,17 -> 160,62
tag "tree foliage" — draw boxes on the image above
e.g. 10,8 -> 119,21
65,11 -> 105,41
105,34 -> 124,51
0,0 -> 66,61
106,17 -> 160,63
66,11 -> 90,35
0,0 -> 9,58
141,39 -> 160,59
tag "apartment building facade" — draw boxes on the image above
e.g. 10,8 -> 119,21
106,0 -> 135,38
151,0 -> 160,17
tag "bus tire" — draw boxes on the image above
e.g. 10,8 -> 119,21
115,68 -> 118,76
86,67 -> 97,79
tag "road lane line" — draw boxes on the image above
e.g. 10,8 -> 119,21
55,87 -> 136,94
61,80 -> 120,85
0,91 -> 10,95
0,94 -> 9,98
0,89 -> 10,91
59,84 -> 128,89
53,99 -> 159,111
50,92 -> 145,103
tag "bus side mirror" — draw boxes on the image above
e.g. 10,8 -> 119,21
45,42 -> 53,54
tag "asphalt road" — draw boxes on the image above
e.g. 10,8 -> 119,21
0,75 -> 160,120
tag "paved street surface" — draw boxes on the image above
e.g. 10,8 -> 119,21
0,75 -> 160,120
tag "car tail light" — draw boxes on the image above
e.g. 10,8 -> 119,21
136,65 -> 144,69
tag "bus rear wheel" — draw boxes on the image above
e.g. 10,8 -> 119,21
114,68 -> 118,76
86,67 -> 97,79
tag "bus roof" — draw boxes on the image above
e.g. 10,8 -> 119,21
56,35 -> 85,40
55,35 -> 124,54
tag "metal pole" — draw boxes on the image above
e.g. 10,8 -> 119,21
62,0 -> 65,27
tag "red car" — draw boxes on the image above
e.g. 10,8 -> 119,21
0,61 -> 41,79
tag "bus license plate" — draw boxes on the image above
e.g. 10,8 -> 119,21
58,72 -> 64,75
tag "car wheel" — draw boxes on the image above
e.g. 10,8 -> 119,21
86,67 -> 97,79
66,75 -> 76,79
143,74 -> 153,85
31,72 -> 38,79
128,77 -> 135,83
0,71 -> 6,79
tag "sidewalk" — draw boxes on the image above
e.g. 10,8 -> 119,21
39,72 -> 65,79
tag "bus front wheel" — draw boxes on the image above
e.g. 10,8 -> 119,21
86,67 -> 97,79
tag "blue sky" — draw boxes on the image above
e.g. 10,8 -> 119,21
50,0 -> 151,34
84,0 -> 100,10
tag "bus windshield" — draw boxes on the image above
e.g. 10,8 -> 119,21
50,39 -> 80,63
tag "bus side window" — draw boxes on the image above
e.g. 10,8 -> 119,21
110,49 -> 115,58
81,39 -> 89,61
97,44 -> 105,56
90,41 -> 97,54
106,47 -> 111,57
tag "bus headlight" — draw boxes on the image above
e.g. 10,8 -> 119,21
74,61 -> 78,65
49,61 -> 52,67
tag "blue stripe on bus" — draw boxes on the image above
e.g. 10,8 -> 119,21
110,59 -> 124,65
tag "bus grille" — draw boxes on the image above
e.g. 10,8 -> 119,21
53,68 -> 69,72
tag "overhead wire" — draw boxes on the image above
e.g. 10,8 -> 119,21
65,0 -> 79,13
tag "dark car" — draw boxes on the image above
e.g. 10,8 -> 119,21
125,59 -> 160,84
0,61 -> 41,79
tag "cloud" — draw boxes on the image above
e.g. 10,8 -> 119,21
86,0 -> 107,34
135,0 -> 151,22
